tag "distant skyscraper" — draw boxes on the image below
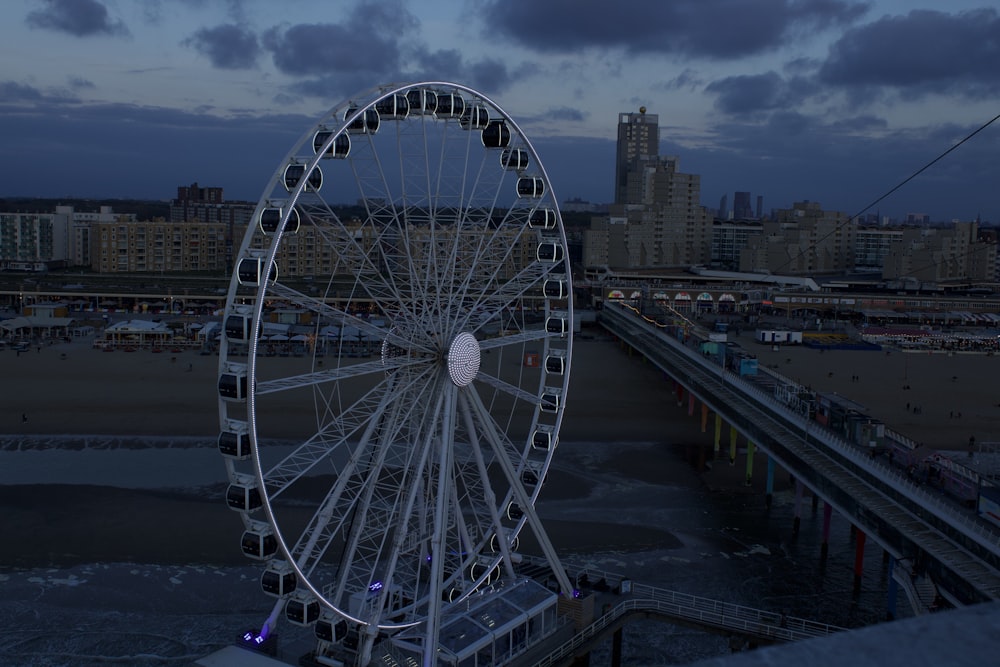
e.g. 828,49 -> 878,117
756,195 -> 763,219
733,191 -> 752,219
719,194 -> 728,220
614,108 -> 659,205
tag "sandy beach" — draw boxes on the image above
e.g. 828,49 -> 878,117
1,324 -> 996,567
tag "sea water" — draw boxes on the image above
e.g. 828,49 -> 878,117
0,437 -> 898,666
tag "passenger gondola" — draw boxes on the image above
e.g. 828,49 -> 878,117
545,314 -> 568,336
374,93 -> 409,120
516,177 -> 544,198
501,148 -> 529,171
544,351 -> 566,375
539,388 -> 562,413
241,523 -> 278,560
218,423 -> 251,459
535,241 -> 564,263
481,120 -> 510,148
236,256 -> 277,286
435,92 -> 466,119
405,88 -> 437,115
259,206 -> 300,235
531,426 -> 555,450
218,366 -> 248,401
543,277 -> 567,300
312,130 -> 350,159
282,163 -> 323,192
315,615 -> 349,642
286,593 -> 321,626
528,208 -> 556,230
506,502 -> 524,520
460,103 -> 489,130
344,106 -> 380,134
227,474 -> 263,512
261,561 -> 297,597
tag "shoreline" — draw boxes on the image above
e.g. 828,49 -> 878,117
2,329 -> 995,569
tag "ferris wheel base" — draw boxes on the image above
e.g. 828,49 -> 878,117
195,644 -> 295,666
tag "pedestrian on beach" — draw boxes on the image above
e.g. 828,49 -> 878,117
21,413 -> 27,423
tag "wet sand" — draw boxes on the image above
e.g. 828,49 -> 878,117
1,326 -> 995,567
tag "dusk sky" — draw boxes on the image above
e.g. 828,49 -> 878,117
2,0 -> 999,222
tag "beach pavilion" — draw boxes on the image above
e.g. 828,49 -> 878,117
101,319 -> 173,348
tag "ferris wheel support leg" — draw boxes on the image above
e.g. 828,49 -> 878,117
261,599 -> 283,641
466,390 -> 574,597
423,385 -> 458,666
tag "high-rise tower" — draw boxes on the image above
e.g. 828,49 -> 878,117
614,108 -> 659,205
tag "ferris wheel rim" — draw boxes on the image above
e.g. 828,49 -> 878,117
217,80 -> 574,637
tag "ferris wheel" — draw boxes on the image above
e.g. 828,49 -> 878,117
216,81 -> 574,663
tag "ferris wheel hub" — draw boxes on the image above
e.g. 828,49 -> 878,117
446,332 -> 481,387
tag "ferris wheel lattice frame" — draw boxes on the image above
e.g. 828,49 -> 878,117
216,80 -> 574,662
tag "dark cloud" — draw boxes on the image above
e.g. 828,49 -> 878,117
705,71 -> 820,115
479,0 -> 869,60
262,1 -> 417,77
67,76 -> 95,90
0,80 -> 79,105
185,24 -> 260,70
25,0 -> 129,37
819,9 -> 1000,100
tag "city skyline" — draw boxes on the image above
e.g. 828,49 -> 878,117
1,0 -> 999,222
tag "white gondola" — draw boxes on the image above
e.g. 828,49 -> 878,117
259,206 -> 301,235
283,163 -> 323,192
460,103 -> 489,130
544,350 -> 566,376
236,255 -> 277,287
312,130 -> 350,159
545,313 -> 568,336
261,560 -> 297,597
469,561 -> 501,586
488,530 -> 520,553
531,425 -> 556,451
315,614 -> 349,642
224,313 -> 250,341
375,93 -> 409,120
506,502 -> 524,521
435,92 -> 465,119
500,148 -> 529,171
481,119 -> 510,148
539,387 -> 562,413
218,363 -> 248,401
536,241 -> 564,263
543,277 -> 567,300
528,208 -> 557,230
517,177 -> 544,198
241,522 -> 278,560
227,473 -> 263,512
405,88 -> 437,115
344,106 -> 380,134
285,591 -> 321,626
218,421 -> 251,459
520,461 -> 543,487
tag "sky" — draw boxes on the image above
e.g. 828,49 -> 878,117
2,0 -> 999,222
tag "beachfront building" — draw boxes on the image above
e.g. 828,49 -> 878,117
0,211 -> 72,271
586,108 -> 711,270
738,201 -> 855,275
98,319 -> 175,349
91,221 -> 233,274
855,226 -> 904,272
882,221 -> 996,283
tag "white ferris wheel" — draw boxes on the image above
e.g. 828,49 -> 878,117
216,81 -> 574,664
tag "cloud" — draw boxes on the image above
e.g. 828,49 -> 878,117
819,9 -> 1000,100
185,24 -> 260,70
25,0 -> 129,37
478,0 -> 869,60
262,2 -> 417,77
705,71 -> 820,115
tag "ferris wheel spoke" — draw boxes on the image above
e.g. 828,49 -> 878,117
456,390 -> 519,581
256,355 -> 426,395
473,370 -> 541,405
